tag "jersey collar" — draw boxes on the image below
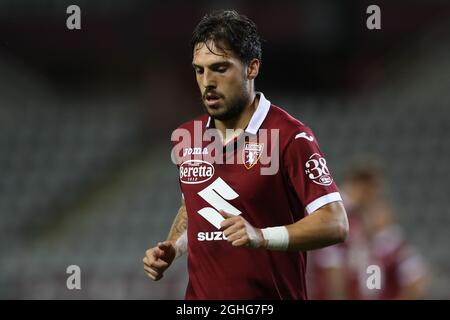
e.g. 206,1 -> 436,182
205,92 -> 271,134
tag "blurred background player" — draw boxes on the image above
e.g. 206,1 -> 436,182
308,158 -> 428,299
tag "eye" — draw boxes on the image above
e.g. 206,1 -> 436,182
216,66 -> 227,73
195,68 -> 204,75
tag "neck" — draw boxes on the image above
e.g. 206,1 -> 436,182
215,92 -> 258,143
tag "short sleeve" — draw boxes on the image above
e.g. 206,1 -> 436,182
283,128 -> 342,214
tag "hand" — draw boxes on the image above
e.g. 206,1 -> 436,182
143,241 -> 176,281
219,210 -> 267,249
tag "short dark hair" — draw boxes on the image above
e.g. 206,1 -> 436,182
191,10 -> 262,65
343,157 -> 383,186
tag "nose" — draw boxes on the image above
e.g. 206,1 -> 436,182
201,70 -> 217,89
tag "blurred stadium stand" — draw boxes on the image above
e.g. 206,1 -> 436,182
0,0 -> 449,299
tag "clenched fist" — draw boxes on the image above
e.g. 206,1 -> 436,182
220,210 -> 267,248
143,241 -> 176,281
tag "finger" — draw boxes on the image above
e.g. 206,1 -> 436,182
146,246 -> 167,260
143,255 -> 169,270
152,259 -> 169,269
145,269 -> 163,281
222,220 -> 245,237
145,249 -> 158,261
153,247 -> 165,258
145,264 -> 160,275
144,271 -> 158,281
145,272 -> 156,281
219,210 -> 236,219
225,228 -> 246,243
144,262 -> 161,270
143,256 -> 155,268
143,256 -> 163,270
231,235 -> 249,247
143,255 -> 154,263
220,214 -> 242,229
143,259 -> 155,270
220,218 -> 235,230
158,241 -> 173,251
144,265 -> 160,277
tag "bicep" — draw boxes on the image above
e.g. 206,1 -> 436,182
286,201 -> 348,249
312,201 -> 348,233
313,201 -> 347,219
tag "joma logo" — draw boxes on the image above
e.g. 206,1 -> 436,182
183,147 -> 208,157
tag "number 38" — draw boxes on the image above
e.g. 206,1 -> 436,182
305,156 -> 330,179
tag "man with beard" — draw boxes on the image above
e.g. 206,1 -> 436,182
143,10 -> 348,300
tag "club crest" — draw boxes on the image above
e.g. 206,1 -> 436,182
242,143 -> 264,169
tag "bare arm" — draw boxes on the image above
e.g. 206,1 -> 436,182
285,201 -> 348,251
220,201 -> 348,252
143,198 -> 188,281
167,198 -> 188,245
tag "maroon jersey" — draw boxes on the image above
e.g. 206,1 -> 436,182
308,206 -> 365,300
366,226 -> 426,300
172,93 -> 342,299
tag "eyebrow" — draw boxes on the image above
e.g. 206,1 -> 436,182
192,61 -> 231,69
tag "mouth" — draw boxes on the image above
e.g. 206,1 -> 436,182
204,93 -> 222,108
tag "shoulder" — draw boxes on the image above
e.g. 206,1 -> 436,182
266,104 -> 316,144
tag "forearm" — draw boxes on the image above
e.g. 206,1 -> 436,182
286,201 -> 348,251
262,201 -> 348,252
166,200 -> 188,256
167,201 -> 187,243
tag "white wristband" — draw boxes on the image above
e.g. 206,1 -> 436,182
261,226 -> 289,251
174,231 -> 188,258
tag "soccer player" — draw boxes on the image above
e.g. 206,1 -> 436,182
308,160 -> 428,299
143,10 -> 349,300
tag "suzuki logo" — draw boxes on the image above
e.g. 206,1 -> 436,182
197,177 -> 241,229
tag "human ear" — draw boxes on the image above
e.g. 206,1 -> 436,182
247,59 -> 260,80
